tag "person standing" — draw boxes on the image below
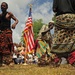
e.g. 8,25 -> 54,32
51,0 -> 75,65
0,2 -> 18,66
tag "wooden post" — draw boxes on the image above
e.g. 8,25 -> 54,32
23,46 -> 28,65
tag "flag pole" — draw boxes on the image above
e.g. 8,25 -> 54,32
23,38 -> 28,65
23,47 -> 28,65
23,4 -> 33,65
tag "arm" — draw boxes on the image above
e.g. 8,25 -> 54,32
42,25 -> 53,36
9,12 -> 19,29
71,0 -> 75,12
0,14 -> 1,23
42,28 -> 51,34
53,0 -> 58,13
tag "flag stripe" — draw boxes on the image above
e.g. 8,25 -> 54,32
24,7 -> 35,53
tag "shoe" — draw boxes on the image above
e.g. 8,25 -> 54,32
72,62 -> 75,67
9,63 -> 14,67
0,64 -> 2,67
2,64 -> 7,67
23,63 -> 28,65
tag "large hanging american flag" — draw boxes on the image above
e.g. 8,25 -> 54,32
24,7 -> 35,53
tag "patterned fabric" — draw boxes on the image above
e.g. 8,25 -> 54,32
2,54 -> 13,65
0,29 -> 14,54
68,51 -> 75,65
51,14 -> 75,53
0,29 -> 14,65
36,40 -> 50,58
38,25 -> 52,48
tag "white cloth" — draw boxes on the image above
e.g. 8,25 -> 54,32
13,53 -> 17,58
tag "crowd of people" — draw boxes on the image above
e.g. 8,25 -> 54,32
12,43 -> 38,65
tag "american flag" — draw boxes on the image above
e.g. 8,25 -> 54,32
24,7 -> 35,53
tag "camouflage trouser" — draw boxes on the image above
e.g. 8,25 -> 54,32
51,14 -> 75,54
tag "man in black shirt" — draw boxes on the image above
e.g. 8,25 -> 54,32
53,0 -> 75,16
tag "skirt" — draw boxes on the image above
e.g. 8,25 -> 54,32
51,14 -> 75,54
0,29 -> 14,65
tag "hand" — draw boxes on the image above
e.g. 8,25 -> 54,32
11,51 -> 14,56
42,32 -> 46,36
11,24 -> 16,29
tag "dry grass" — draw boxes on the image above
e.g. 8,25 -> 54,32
0,64 -> 75,75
